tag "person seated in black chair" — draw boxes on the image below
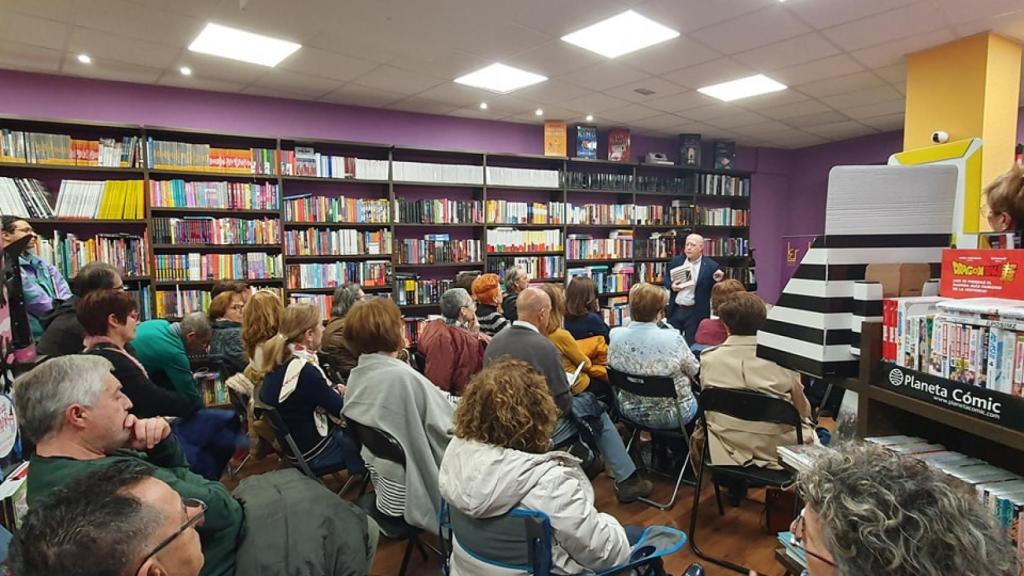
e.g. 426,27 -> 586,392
440,358 -> 633,574
207,288 -> 248,380
259,302 -> 365,477
37,261 -> 123,358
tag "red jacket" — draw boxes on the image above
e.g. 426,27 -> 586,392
417,320 -> 485,396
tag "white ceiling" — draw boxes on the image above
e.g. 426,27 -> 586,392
2,0 -> 1024,148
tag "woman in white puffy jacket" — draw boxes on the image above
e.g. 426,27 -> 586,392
439,357 -> 632,575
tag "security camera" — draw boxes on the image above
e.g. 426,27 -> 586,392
931,130 -> 949,144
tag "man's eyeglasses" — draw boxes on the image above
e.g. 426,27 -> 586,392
134,498 -> 206,573
791,509 -> 835,569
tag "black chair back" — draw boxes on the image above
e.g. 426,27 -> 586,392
261,405 -> 320,481
608,367 -> 676,399
348,419 -> 406,466
698,387 -> 804,445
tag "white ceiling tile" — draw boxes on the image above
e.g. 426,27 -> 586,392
508,106 -> 582,124
0,0 -> 73,20
737,120 -> 802,136
795,71 -> 886,98
764,132 -> 830,148
850,29 -> 957,68
804,120 -> 878,139
782,0 -> 919,29
0,11 -> 68,51
935,0 -> 1024,26
954,10 -> 1024,40
250,69 -> 346,99
497,0 -> 623,37
821,0 -> 951,52
679,104 -> 744,122
177,52 -> 269,86
704,110 -> 772,130
461,94 -> 539,116
602,77 -> 686,103
820,85 -> 903,109
631,113 -> 690,131
758,99 -> 832,120
157,74 -> 246,94
444,19 -> 551,62
0,40 -> 63,73
71,0 -> 202,47
783,110 -> 852,129
448,107 -> 498,120
319,83 -> 407,108
730,89 -> 812,111
61,53 -> 162,83
562,61 -> 650,91
701,129 -> 741,141
556,92 -> 632,114
772,54 -> 865,86
841,99 -> 906,120
512,80 -> 591,106
598,105 -> 663,124
662,58 -> 754,90
242,85 -> 316,100
350,65 -> 446,96
386,97 -> 462,116
196,1 -> 338,44
643,90 -> 720,113
400,51 -> 491,82
69,26 -> 178,69
506,41 -> 604,78
616,37 -> 723,76
874,63 -> 907,86
689,6 -> 812,55
671,121 -> 722,136
415,83 -> 495,108
637,0 -> 777,33
860,113 -> 906,131
733,33 -> 840,72
280,47 -> 379,83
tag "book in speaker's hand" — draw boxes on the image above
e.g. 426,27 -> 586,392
670,261 -> 695,288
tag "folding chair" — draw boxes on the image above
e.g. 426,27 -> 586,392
688,387 -> 803,574
226,388 -> 251,479
261,406 -> 358,496
348,419 -> 440,576
608,367 -> 694,510
439,501 -> 696,575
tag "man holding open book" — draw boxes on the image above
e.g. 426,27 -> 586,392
664,233 -> 724,343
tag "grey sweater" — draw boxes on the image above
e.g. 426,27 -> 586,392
484,323 -> 572,416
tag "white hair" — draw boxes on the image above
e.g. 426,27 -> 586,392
14,355 -> 114,442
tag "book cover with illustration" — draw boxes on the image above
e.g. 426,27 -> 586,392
544,121 -> 567,157
713,141 -> 736,170
608,128 -> 631,162
575,125 -> 598,159
679,133 -> 702,167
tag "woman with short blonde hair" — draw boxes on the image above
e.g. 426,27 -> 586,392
537,283 -> 607,394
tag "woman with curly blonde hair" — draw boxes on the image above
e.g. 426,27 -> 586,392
439,358 -> 632,574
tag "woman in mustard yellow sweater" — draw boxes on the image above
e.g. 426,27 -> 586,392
537,283 -> 608,395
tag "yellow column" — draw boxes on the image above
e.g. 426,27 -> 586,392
903,33 -> 1021,233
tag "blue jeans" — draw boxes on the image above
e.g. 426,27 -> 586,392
307,427 -> 366,477
551,413 -> 637,484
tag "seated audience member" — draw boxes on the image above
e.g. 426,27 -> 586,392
37,261 -> 122,358
9,461 -> 206,576
471,273 -> 510,336
563,276 -> 611,343
694,279 -> 745,348
700,292 -> 818,470
791,443 -> 1018,576
537,283 -> 607,395
237,289 -> 285,457
259,303 -> 365,476
983,163 -> 1024,244
485,288 -> 652,502
320,282 -> 366,383
608,283 -> 699,430
133,312 -> 213,405
417,288 -> 487,397
454,270 -> 481,294
17,356 -> 243,576
502,265 -> 529,323
2,216 -> 72,338
208,289 -> 247,379
342,297 -> 454,533
211,279 -> 250,303
80,289 -> 199,418
440,359 -> 631,574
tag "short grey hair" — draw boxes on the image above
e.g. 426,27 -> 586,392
440,288 -> 471,320
504,266 -> 525,293
14,355 -> 115,443
331,283 -> 363,318
799,442 -> 1019,576
180,311 -> 212,339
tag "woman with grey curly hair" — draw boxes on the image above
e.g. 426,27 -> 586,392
782,442 -> 1018,576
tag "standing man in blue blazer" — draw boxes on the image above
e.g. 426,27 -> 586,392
664,233 -> 725,344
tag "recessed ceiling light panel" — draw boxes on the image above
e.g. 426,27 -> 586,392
179,66 -> 193,76
188,23 -> 301,67
77,54 -> 92,64
697,74 -> 787,102
454,63 -> 547,94
561,10 -> 679,59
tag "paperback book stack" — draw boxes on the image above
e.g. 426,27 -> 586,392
394,274 -> 454,306
397,235 -> 481,264
568,203 -> 634,225
279,147 -> 388,180
151,217 -> 280,246
37,231 -> 148,279
54,180 -> 145,219
284,195 -> 390,224
0,177 -> 53,218
286,260 -> 390,290
391,161 -> 483,185
488,256 -> 565,281
1,130 -> 143,167
149,180 -> 280,210
154,253 -> 281,282
393,198 -> 482,224
486,228 -> 563,253
485,200 -> 565,224
285,228 -> 391,256
146,138 -> 276,175
567,230 -> 633,260
636,262 -> 664,284
485,166 -> 560,188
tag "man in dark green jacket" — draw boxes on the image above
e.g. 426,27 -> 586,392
16,356 -> 242,576
133,313 -> 212,406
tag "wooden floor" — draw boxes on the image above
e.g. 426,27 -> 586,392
226,456 -> 785,576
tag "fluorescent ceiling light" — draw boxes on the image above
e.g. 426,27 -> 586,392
179,66 -> 193,76
188,23 -> 301,67
585,114 -> 594,122
479,102 -> 488,110
697,74 -> 788,102
535,108 -> 544,116
77,54 -> 92,64
561,10 -> 679,58
454,63 -> 547,94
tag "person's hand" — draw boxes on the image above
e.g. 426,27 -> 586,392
125,415 -> 171,450
713,269 -> 725,282
466,314 -> 480,334
334,383 -> 347,396
671,280 -> 685,291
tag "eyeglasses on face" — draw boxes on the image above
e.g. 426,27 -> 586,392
133,498 -> 206,574
791,509 -> 835,569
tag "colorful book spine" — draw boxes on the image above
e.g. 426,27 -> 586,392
151,217 -> 281,246
289,292 -> 333,320
285,261 -> 390,290
698,174 -> 750,197
154,253 -> 282,281
149,180 -> 280,210
566,232 -> 633,260
397,239 -> 481,264
155,289 -> 211,318
283,195 -> 390,224
567,203 -> 634,225
393,198 -> 483,224
487,256 -> 565,281
393,274 -> 455,306
484,200 -> 565,224
486,228 -> 563,253
699,207 -> 749,227
284,227 -> 392,256
37,231 -> 148,279
146,138 -> 277,175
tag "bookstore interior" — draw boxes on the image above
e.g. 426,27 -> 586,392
1,2 -> 1024,575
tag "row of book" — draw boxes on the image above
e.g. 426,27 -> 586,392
486,228 -> 563,253
394,274 -> 455,306
154,253 -> 282,282
0,130 -> 143,167
196,374 -> 230,407
392,161 -> 483,185
705,237 -> 749,257
0,177 -> 52,218
722,266 -> 754,286
487,256 -> 565,281
53,180 -> 145,219
484,200 -> 565,225
568,203 -> 634,226
151,217 -> 281,246
290,292 -> 332,320
569,264 -> 633,294
564,171 -> 634,192
149,180 -> 280,211
634,204 -> 669,226
634,234 -> 749,259
284,227 -> 392,256
393,199 -> 482,225
697,174 -> 750,197
601,296 -> 630,327
286,261 -> 390,290
700,207 -> 749,227
280,148 -> 389,180
636,175 -> 689,195
485,166 -> 560,188
884,298 -> 1024,394
566,231 -> 633,260
155,288 -> 210,318
129,288 -> 152,321
36,232 -> 148,279
146,138 -> 276,175
396,237 -> 481,264
636,262 -> 662,284
404,317 -> 432,345
284,195 -> 390,224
